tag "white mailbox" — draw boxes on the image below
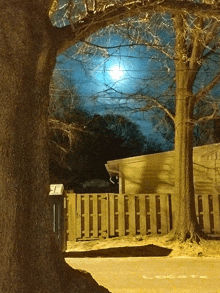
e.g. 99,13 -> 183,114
49,184 -> 64,195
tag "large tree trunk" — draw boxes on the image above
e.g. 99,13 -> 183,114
167,14 -> 206,242
0,3 -> 110,293
171,74 -> 202,242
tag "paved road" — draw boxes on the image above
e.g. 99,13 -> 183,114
65,257 -> 220,293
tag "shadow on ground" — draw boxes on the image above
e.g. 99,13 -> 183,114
64,244 -> 172,258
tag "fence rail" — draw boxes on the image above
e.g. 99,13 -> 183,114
50,190 -> 220,245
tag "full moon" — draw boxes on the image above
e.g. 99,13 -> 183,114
109,66 -> 123,80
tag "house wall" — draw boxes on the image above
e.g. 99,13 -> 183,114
106,144 -> 220,195
120,151 -> 174,194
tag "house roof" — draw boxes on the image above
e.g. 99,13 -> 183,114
105,143 -> 220,175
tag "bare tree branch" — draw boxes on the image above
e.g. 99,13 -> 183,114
49,118 -> 85,152
205,19 -> 220,45
188,17 -> 205,70
134,95 -> 175,121
82,39 -> 174,59
195,72 -> 220,103
50,139 -> 69,154
149,97 -> 175,121
54,0 -> 220,55
195,103 -> 220,124
49,0 -> 58,18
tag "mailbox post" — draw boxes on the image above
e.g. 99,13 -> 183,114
49,184 -> 66,252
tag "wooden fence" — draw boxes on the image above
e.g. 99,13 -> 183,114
195,194 -> 220,234
66,192 -> 220,242
50,191 -> 220,245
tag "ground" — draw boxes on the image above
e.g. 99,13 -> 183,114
66,235 -> 220,258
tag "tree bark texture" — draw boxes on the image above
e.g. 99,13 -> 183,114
0,2 -> 110,293
170,14 -> 205,241
173,73 -> 200,241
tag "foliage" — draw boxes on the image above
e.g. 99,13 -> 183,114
49,111 -> 162,190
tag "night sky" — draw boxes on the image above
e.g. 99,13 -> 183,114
51,2 -> 220,153
53,33 -> 173,150
48,1 -> 220,190
50,2 -> 176,151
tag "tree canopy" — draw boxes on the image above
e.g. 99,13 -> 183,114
49,112 -> 162,191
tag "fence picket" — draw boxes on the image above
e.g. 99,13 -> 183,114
93,194 -> 98,238
160,194 -> 169,234
213,194 -> 220,234
84,195 -> 90,238
202,195 -> 211,234
129,195 -> 136,236
139,195 -> 147,235
195,194 -> 199,223
150,195 -> 157,234
118,194 -> 125,236
106,194 -> 109,238
100,194 -> 106,238
67,192 -> 77,241
109,194 -> 115,236
76,194 -> 82,238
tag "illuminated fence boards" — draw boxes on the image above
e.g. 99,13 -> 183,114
51,191 -> 220,246
65,192 -> 220,241
67,193 -> 172,241
195,194 -> 220,235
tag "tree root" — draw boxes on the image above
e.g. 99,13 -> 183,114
164,228 -> 208,244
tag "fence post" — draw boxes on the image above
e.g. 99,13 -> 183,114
118,194 -> 125,236
93,194 -> 99,238
109,194 -> 116,237
160,193 -> 169,234
128,195 -> 136,236
139,194 -> 147,235
105,194 -> 110,238
202,194 -> 212,234
84,195 -> 90,238
150,194 -> 157,234
213,193 -> 220,234
66,191 -> 77,242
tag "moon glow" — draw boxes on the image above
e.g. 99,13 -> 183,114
109,66 -> 123,80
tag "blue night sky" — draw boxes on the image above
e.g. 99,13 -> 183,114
53,33 -> 173,149
52,6 -> 220,152
50,3 -> 175,150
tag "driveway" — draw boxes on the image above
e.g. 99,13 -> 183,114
65,257 -> 220,293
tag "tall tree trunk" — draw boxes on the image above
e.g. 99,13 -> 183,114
0,3 -> 109,293
171,73 -> 202,241
167,14 -> 206,242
